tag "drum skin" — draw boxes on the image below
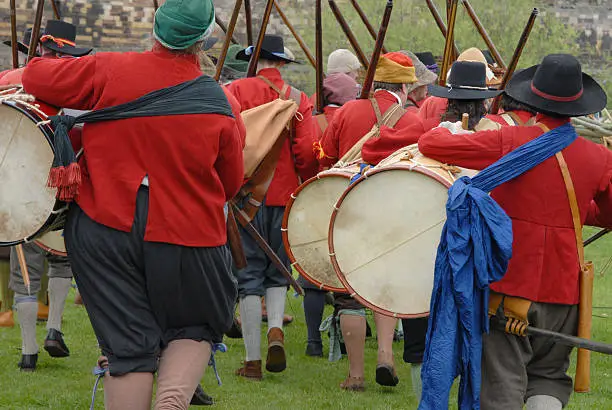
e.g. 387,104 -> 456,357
329,146 -> 462,318
0,101 -> 57,245
34,230 -> 67,257
282,170 -> 353,293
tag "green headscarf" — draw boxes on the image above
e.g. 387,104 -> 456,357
224,44 -> 248,74
154,0 -> 215,50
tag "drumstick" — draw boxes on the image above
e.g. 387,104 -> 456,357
15,244 -> 31,295
461,113 -> 469,130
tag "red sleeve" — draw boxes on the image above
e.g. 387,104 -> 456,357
215,117 -> 245,201
586,151 -> 612,228
22,56 -> 98,110
418,127 -> 505,170
317,110 -> 342,168
292,92 -> 318,181
223,86 -> 246,148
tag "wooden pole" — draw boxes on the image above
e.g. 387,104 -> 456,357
462,0 -> 506,70
27,0 -> 46,64
9,0 -> 18,69
273,1 -> 316,68
328,0 -> 368,69
360,0 -> 393,99
350,0 -> 388,54
425,0 -> 459,58
315,0 -> 324,113
215,16 -> 240,45
490,8 -> 539,113
246,0 -> 275,77
15,245 -> 31,295
244,0 -> 254,45
438,0 -> 458,86
215,0 -> 243,81
51,0 -> 61,19
153,0 -> 159,11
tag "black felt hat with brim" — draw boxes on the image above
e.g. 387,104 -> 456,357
2,28 -> 39,56
40,20 -> 92,57
429,61 -> 501,100
505,54 -> 607,117
236,35 -> 299,64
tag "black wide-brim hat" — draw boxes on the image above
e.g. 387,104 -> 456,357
236,34 -> 299,64
40,20 -> 92,57
3,28 -> 40,56
429,61 -> 501,100
505,54 -> 606,117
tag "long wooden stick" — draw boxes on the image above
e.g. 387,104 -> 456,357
15,245 -> 31,295
490,8 -> 538,113
232,203 -> 304,295
425,0 -> 459,58
360,0 -> 393,99
51,0 -> 61,19
584,229 -> 610,247
9,0 -> 18,69
246,0 -> 275,77
215,15 -> 240,45
273,1 -> 316,68
27,0 -> 46,63
438,0 -> 458,86
328,0 -> 368,69
227,206 -> 247,269
350,0 -> 388,54
315,0 -> 324,113
575,264 -> 594,392
153,0 -> 159,11
244,0 -> 254,45
215,0 -> 243,81
462,0 -> 506,70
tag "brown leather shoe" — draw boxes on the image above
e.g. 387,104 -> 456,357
74,291 -> 83,305
340,375 -> 365,392
266,327 -> 286,373
0,310 -> 14,327
235,360 -> 262,380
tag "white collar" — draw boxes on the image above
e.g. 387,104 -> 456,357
374,89 -> 403,105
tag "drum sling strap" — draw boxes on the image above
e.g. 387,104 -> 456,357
334,99 -> 405,166
234,76 -> 302,221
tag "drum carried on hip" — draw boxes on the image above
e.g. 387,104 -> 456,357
329,145 -> 476,318
34,230 -> 67,257
282,164 -> 360,293
0,100 -> 64,246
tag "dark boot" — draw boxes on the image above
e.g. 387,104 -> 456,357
225,317 -> 243,339
44,328 -> 70,358
305,342 -> 323,357
190,384 -> 214,406
235,360 -> 263,380
375,364 -> 399,387
18,353 -> 38,372
266,328 -> 286,372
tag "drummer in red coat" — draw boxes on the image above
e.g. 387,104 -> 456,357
227,34 -> 318,380
419,54 -> 612,410
318,52 -> 424,392
22,1 -> 245,407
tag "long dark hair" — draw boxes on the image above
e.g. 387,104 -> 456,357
441,99 -> 487,130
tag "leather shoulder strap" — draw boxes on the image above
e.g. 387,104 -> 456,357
370,99 -> 383,127
505,111 -> 525,127
536,123 -> 586,269
383,104 -> 406,128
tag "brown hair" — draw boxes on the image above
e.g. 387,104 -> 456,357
441,99 -> 488,130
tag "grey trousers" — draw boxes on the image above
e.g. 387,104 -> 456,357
481,302 -> 578,409
9,242 -> 72,295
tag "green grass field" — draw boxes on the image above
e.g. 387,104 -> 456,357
0,229 -> 610,409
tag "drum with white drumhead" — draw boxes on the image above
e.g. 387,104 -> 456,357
34,230 -> 67,257
329,145 -> 476,318
282,164 -> 360,293
0,100 -> 61,246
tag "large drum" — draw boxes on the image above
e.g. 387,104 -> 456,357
0,100 -> 61,246
282,165 -> 359,292
34,230 -> 67,257
329,145 -> 476,318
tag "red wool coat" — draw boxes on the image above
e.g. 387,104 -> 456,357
22,46 -> 246,247
419,96 -> 447,122
318,90 -> 422,168
487,110 -> 534,126
227,68 -> 318,206
419,115 -> 612,304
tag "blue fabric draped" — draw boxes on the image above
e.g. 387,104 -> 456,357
418,122 -> 577,410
